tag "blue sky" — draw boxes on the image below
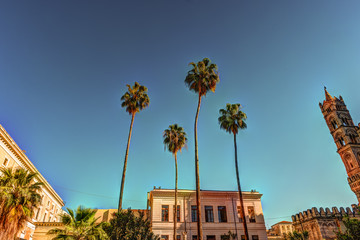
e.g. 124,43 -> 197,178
1,0 -> 360,228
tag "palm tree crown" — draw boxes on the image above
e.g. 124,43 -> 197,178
184,58 -> 220,97
0,167 -> 43,239
218,103 -> 247,135
121,82 -> 150,115
47,206 -> 108,240
163,124 -> 187,155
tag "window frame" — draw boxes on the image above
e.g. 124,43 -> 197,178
205,206 -> 214,222
161,205 -> 169,222
217,206 -> 227,223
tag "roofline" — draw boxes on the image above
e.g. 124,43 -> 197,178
149,188 -> 260,193
0,124 -> 64,206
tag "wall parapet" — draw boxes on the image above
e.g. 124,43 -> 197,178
291,205 -> 359,223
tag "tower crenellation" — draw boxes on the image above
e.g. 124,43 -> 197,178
320,87 -> 360,203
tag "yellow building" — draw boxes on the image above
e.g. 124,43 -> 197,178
0,124 -> 65,240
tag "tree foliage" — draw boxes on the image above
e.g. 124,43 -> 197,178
121,82 -> 150,115
163,124 -> 187,155
47,206 -> 108,240
218,103 -> 247,135
0,167 -> 43,239
336,216 -> 360,240
103,209 -> 159,240
284,231 -> 309,240
184,58 -> 220,97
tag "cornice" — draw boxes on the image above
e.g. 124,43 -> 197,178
0,124 -> 64,206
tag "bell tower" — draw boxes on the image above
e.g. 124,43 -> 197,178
320,87 -> 360,203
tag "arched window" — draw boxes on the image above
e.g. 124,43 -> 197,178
331,120 -> 338,130
338,137 -> 345,146
350,134 -> 357,143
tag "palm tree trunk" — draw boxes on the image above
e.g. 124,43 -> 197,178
234,133 -> 249,240
118,113 -> 135,211
194,94 -> 203,240
174,153 -> 178,240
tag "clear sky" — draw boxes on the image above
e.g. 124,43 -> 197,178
1,0 -> 360,228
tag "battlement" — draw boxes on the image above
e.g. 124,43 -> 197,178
291,205 -> 359,223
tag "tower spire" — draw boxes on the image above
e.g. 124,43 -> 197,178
324,86 -> 333,101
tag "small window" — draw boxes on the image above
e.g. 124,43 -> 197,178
207,236 -> 216,240
3,158 -> 8,166
205,206 -> 214,222
241,236 -> 245,240
161,235 -> 169,240
252,235 -> 259,240
43,213 -> 47,222
237,206 -> 243,222
339,137 -> 345,146
177,235 -> 181,240
218,206 -> 227,222
192,236 -> 198,240
248,206 -> 256,223
47,201 -> 50,207
162,205 -> 169,222
173,205 -> 180,222
35,208 -> 41,219
191,205 -> 198,222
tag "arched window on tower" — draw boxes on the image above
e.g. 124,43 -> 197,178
338,137 -> 345,146
350,134 -> 357,144
331,120 -> 338,130
342,117 -> 349,126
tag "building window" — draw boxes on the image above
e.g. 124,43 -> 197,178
162,205 -> 169,221
237,206 -> 243,222
173,205 -> 180,222
205,206 -> 214,222
161,235 -> 169,240
2,158 -> 8,166
331,120 -> 338,129
43,213 -> 47,222
339,137 -> 345,146
191,205 -> 198,222
35,208 -> 41,220
177,235 -> 181,240
241,236 -> 245,240
248,206 -> 256,223
252,235 -> 259,240
207,236 -> 216,240
192,236 -> 197,240
218,206 -> 227,222
47,201 -> 50,207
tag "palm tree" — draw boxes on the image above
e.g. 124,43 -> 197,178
163,124 -> 187,240
47,206 -> 108,240
118,82 -> 150,211
218,103 -> 248,240
0,167 -> 43,239
185,58 -> 220,240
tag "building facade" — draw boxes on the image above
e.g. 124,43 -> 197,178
147,188 -> 267,240
0,124 -> 65,240
267,221 -> 294,239
319,87 -> 360,203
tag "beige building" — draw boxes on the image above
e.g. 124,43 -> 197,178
267,221 -> 293,239
0,124 -> 65,240
147,188 -> 267,240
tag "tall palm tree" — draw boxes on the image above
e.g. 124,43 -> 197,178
118,82 -> 150,211
185,58 -> 220,240
0,167 -> 43,239
163,124 -> 187,240
47,206 -> 108,240
218,103 -> 248,240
